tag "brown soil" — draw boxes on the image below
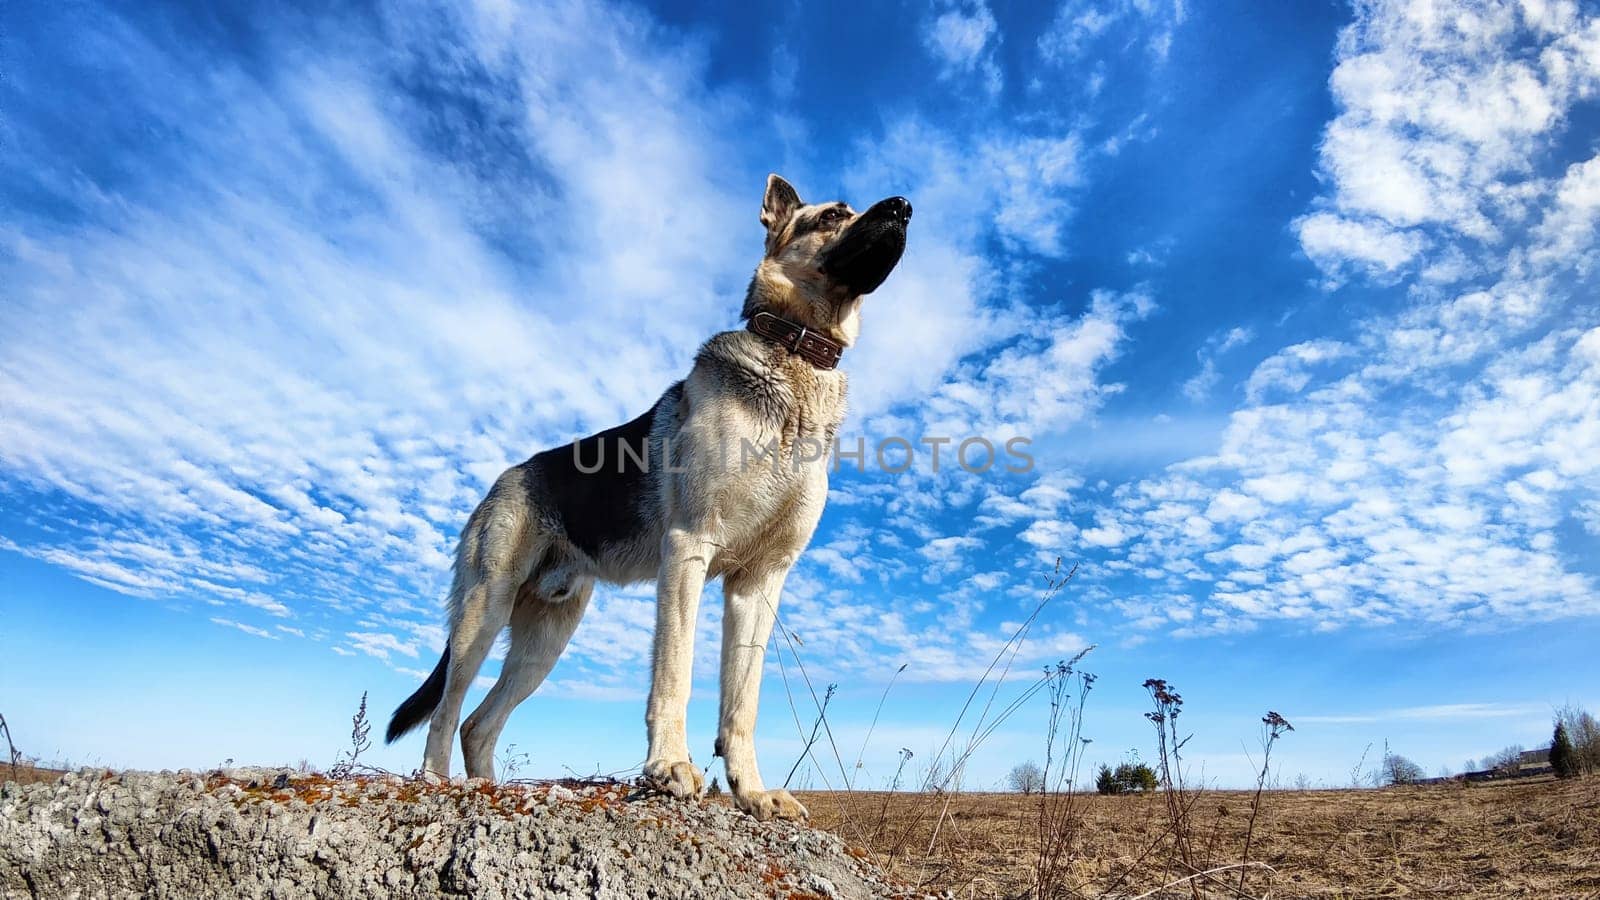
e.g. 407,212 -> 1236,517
799,776 -> 1600,898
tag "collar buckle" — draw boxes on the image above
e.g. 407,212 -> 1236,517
747,311 -> 843,370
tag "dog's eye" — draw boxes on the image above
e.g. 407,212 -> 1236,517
822,208 -> 847,225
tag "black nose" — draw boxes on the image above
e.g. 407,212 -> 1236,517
885,196 -> 912,225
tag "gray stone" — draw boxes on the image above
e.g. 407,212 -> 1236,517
0,771 -> 943,899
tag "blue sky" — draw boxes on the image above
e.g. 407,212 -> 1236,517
3,0 -> 1599,789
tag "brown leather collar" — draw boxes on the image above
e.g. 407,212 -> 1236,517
746,311 -> 844,370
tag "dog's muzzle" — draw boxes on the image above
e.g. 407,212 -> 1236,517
821,196 -> 911,295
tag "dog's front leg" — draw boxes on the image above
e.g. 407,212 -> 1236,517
643,525 -> 714,799
717,562 -> 807,821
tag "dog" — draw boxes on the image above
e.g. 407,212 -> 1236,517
385,175 -> 910,821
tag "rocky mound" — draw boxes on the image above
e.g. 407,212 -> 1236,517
1,768 -> 937,899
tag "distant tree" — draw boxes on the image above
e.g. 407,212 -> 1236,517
1117,762 -> 1158,792
1556,704 -> 1600,776
1095,764 -> 1122,795
1008,761 -> 1044,794
1140,764 -> 1160,791
1487,744 -> 1525,775
1551,722 -> 1578,779
1381,751 -> 1425,785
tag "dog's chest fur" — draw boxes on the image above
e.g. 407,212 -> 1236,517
697,332 -> 847,445
679,331 -> 845,553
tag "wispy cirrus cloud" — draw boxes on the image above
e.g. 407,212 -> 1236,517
210,617 -> 279,640
0,1 -> 762,667
0,0 -> 1150,691
1295,702 -> 1547,726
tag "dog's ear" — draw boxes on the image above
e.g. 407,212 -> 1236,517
761,174 -> 803,231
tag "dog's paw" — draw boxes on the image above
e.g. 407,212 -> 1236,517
734,788 -> 808,822
643,758 -> 704,800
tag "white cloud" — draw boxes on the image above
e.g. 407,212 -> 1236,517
838,116 -> 1106,421
908,290 -> 1153,443
210,617 -> 279,640
1182,326 -> 1254,402
923,0 -> 1003,94
1295,0 -> 1600,283
347,631 -> 422,662
1531,155 -> 1600,274
1294,212 -> 1424,281
918,535 -> 984,581
1038,0 -> 1186,66
1243,340 -> 1352,403
1079,518 -> 1129,548
1216,327 -> 1254,354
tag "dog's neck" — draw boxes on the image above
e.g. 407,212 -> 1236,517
741,259 -> 863,348
746,311 -> 845,369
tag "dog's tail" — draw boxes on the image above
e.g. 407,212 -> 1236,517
385,647 -> 450,744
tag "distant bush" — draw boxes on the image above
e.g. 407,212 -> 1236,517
1094,761 -> 1157,794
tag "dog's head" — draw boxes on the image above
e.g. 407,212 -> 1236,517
743,174 -> 910,342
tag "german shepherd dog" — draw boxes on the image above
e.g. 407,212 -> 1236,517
386,175 -> 910,820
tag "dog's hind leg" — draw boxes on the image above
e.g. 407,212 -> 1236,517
422,569 -> 516,778
460,579 -> 593,779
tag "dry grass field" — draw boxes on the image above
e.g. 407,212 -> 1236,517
799,777 -> 1600,898
3,764 -> 64,788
